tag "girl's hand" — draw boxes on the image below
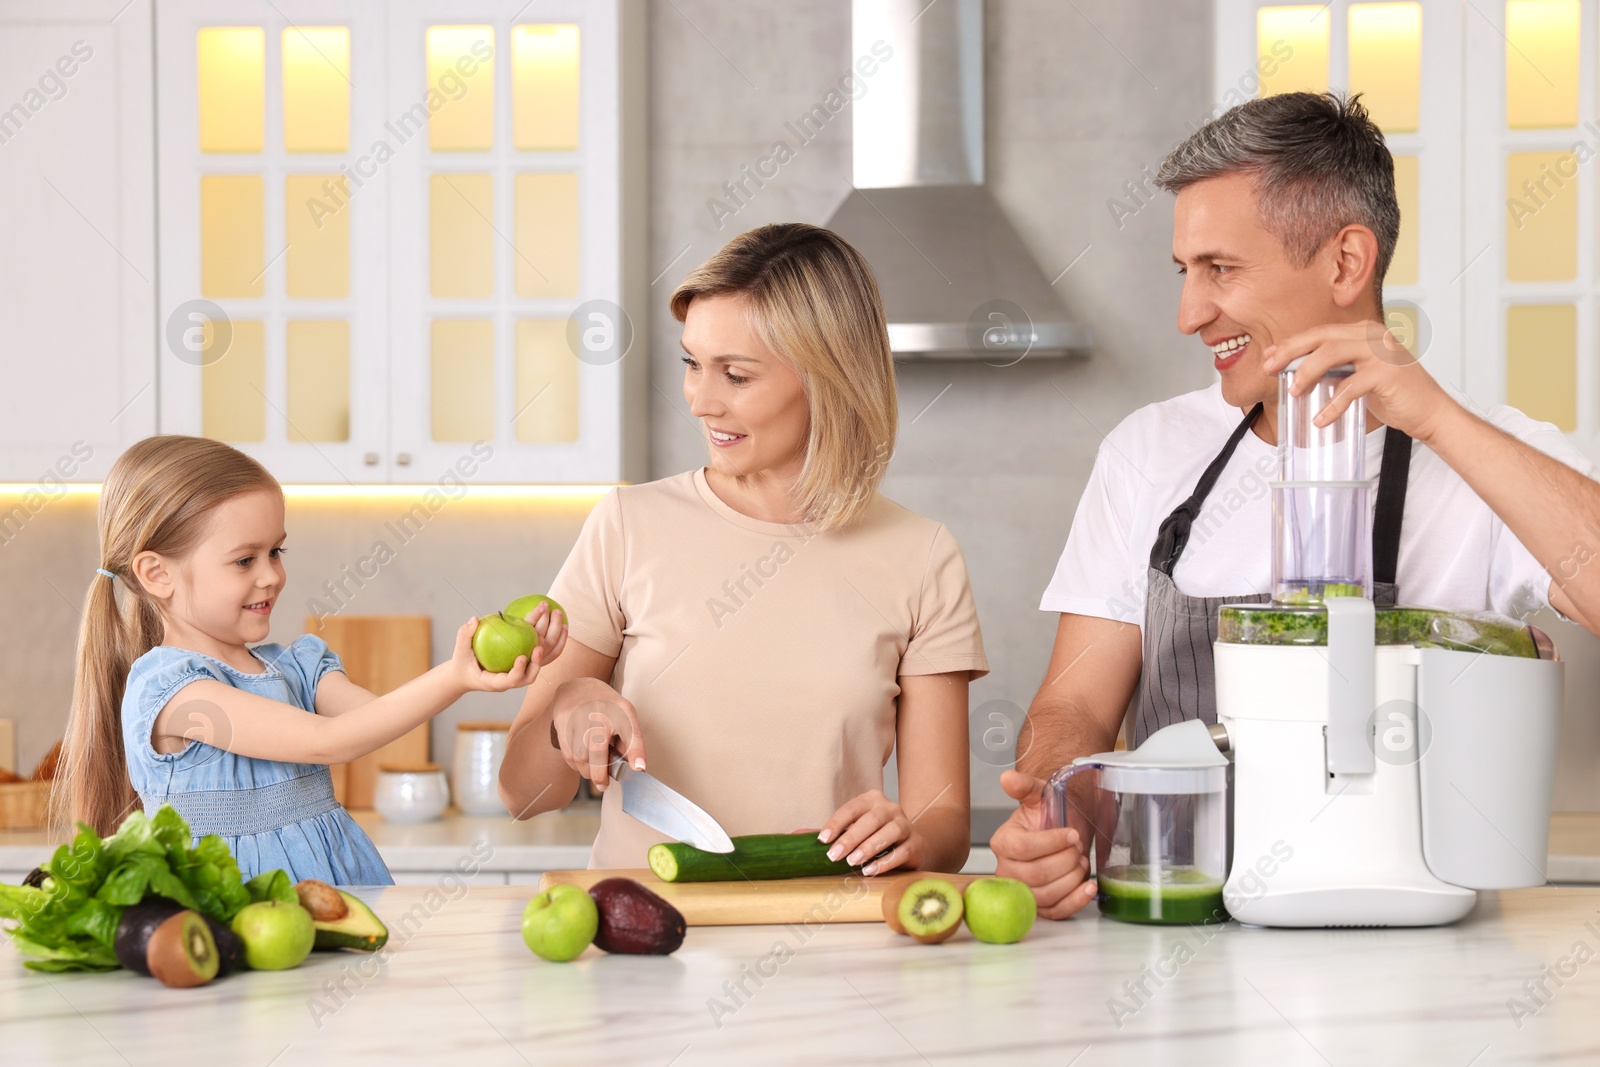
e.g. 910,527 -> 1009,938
548,677 -> 646,794
819,790 -> 921,877
517,601 -> 569,666
449,617 -> 543,693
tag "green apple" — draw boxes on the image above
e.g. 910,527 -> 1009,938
962,877 -> 1037,944
521,884 -> 598,962
230,899 -> 316,970
505,593 -> 565,626
472,612 -> 538,673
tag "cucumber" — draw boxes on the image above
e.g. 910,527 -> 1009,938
648,834 -> 858,882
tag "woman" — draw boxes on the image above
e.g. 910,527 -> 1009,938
499,223 -> 986,876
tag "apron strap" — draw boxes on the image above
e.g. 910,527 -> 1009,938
1148,403 -> 1264,576
1371,424 -> 1413,587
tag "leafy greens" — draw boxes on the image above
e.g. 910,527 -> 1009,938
0,805 -> 283,972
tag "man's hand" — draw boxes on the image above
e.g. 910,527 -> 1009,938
1262,320 -> 1459,444
989,770 -> 1097,920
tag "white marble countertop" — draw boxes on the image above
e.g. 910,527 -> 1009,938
4,884 -> 1600,1065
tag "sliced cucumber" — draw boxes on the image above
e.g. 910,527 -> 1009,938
648,834 -> 858,882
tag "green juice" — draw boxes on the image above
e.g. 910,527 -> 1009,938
1097,866 -> 1228,925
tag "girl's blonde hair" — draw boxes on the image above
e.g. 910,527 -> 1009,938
670,223 -> 897,531
51,436 -> 280,835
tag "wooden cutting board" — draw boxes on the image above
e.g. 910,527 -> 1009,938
538,868 -> 979,926
304,615 -> 432,808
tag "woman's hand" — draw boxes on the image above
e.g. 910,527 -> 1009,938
548,677 -> 646,794
818,790 -> 921,877
448,617 -> 543,693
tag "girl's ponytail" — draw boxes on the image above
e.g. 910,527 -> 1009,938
51,570 -> 142,834
48,436 -> 279,835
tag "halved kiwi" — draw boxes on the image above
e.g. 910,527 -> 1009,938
884,878 -> 964,944
147,910 -> 220,988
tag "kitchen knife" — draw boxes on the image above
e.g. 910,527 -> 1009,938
608,746 -> 736,854
548,721 -> 736,853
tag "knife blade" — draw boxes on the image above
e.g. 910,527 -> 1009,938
608,747 -> 736,853
546,721 -> 737,853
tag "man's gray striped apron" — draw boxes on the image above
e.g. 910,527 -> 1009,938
1134,402 -> 1414,746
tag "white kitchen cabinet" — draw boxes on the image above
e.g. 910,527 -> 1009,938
152,0 -> 647,484
1213,2 -> 1463,393
1216,1 -> 1600,462
0,0 -> 155,483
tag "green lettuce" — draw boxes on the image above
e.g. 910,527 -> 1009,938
1,805 -> 286,973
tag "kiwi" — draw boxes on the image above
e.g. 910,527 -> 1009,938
881,883 -> 908,934
889,878 -> 964,944
295,879 -> 349,923
147,910 -> 220,988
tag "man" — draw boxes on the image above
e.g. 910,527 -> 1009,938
991,92 -> 1600,920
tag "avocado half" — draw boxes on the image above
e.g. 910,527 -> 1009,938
312,890 -> 389,951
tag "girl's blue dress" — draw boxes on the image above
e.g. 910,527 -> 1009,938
121,635 -> 394,886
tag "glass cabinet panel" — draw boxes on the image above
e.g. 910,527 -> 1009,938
513,25 -> 580,151
516,318 -> 578,443
283,27 -> 351,153
431,173 -> 495,298
515,172 -> 579,298
1257,6 -> 1330,96
1505,304 -> 1577,430
201,175 -> 265,298
1504,151 -> 1578,281
202,319 -> 266,441
1388,154 -> 1419,286
286,320 -> 351,443
285,174 -> 350,298
1504,0 -> 1579,128
426,26 -> 495,150
1348,3 -> 1421,132
198,27 -> 264,152
431,319 -> 495,441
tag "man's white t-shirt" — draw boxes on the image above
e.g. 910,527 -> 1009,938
1041,383 -> 1593,635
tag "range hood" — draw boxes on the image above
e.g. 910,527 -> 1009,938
826,0 -> 1090,360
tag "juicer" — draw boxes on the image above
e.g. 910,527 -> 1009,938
1047,362 -> 1565,927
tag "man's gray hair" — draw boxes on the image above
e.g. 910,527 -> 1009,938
1155,92 -> 1399,297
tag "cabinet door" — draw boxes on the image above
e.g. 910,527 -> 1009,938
0,0 -> 154,482
1212,2 -> 1464,391
1463,0 -> 1599,462
385,0 -> 641,484
155,0 -> 391,483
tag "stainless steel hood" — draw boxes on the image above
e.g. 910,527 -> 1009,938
826,0 -> 1090,360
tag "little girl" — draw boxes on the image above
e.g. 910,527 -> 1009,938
52,435 -> 564,885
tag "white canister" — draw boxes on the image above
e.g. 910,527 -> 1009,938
373,762 -> 450,823
452,721 -> 511,816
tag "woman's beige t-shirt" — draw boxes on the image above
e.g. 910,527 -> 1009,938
549,469 -> 989,869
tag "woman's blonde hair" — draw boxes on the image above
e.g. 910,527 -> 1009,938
670,223 -> 897,530
51,436 -> 280,836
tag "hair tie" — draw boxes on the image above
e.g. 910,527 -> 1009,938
96,568 -> 117,580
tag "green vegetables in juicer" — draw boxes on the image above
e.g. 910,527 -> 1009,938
1217,605 -> 1539,657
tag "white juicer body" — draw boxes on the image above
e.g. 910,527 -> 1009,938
1216,640 -> 1476,927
